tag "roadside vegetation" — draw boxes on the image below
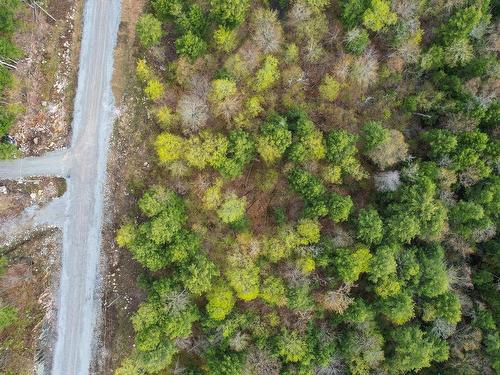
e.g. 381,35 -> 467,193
0,0 -> 22,159
115,0 -> 499,373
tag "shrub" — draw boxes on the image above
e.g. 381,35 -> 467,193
362,0 -> 397,32
155,132 -> 184,163
334,245 -> 372,283
144,79 -> 165,101
155,106 -> 177,128
319,74 -> 341,101
260,276 -> 287,306
213,26 -> 238,52
256,115 -> 292,164
136,59 -> 153,82
254,55 -> 280,92
136,14 -> 163,48
209,0 -> 249,27
0,306 -> 17,331
0,142 -> 19,159
217,194 -> 247,224
175,31 -> 207,60
356,208 -> 383,245
327,192 -> 353,223
206,283 -> 236,320
275,330 -> 308,363
345,27 -> 370,55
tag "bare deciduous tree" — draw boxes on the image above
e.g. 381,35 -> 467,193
177,94 -> 209,135
251,9 -> 283,53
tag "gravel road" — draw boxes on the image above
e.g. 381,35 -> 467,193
52,0 -> 121,374
0,0 -> 121,373
0,150 -> 69,179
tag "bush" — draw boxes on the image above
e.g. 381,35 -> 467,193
327,192 -> 353,223
275,330 -> 308,363
136,59 -> 153,82
256,115 -> 292,164
334,245 -> 372,283
213,26 -> 238,52
362,0 -> 397,32
345,27 -> 370,55
175,31 -> 207,60
260,276 -> 287,306
0,142 -> 19,159
144,79 -> 165,101
319,74 -> 341,101
136,14 -> 163,48
254,55 -> 280,92
155,106 -> 177,128
379,292 -> 415,325
154,132 -> 184,164
217,194 -> 247,224
0,65 -> 13,96
209,0 -> 249,28
0,306 -> 17,331
356,208 -> 383,245
206,283 -> 236,320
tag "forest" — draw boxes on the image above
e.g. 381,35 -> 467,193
115,0 -> 499,374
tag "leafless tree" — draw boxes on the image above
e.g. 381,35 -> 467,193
251,9 -> 284,53
320,284 -> 355,314
244,349 -> 281,375
374,171 -> 401,192
177,94 -> 209,135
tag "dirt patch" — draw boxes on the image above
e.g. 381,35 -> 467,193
7,0 -> 84,156
0,229 -> 62,374
0,177 -> 66,222
112,0 -> 146,103
96,1 -> 149,373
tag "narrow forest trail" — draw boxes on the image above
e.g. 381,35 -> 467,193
0,0 -> 122,373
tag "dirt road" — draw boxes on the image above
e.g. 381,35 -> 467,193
0,0 -> 121,373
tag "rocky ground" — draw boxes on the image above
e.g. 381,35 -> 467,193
8,0 -> 83,156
